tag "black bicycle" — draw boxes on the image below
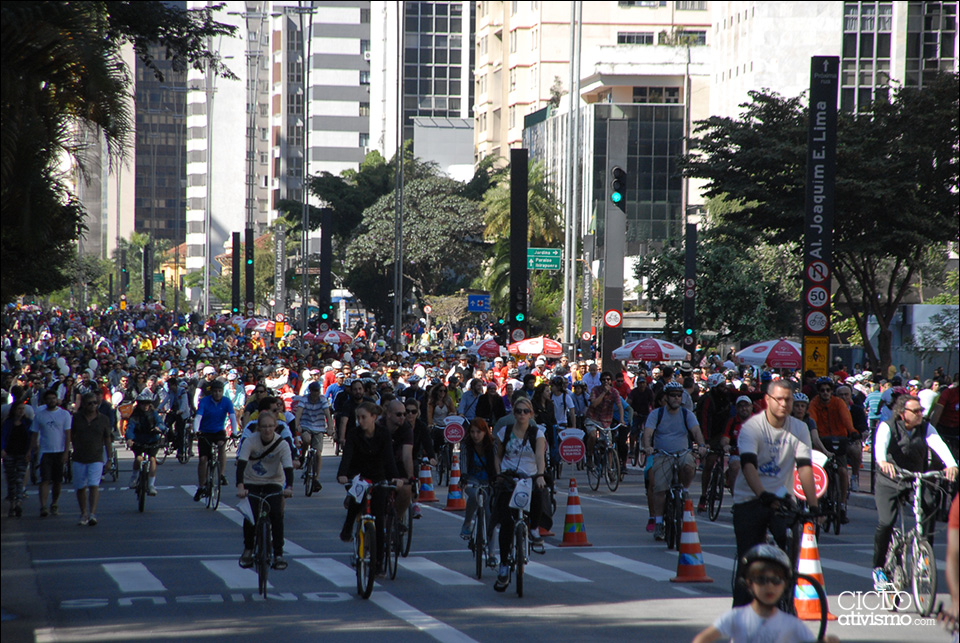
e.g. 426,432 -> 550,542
466,481 -> 493,579
133,451 -> 150,513
654,448 -> 692,550
247,490 -> 285,598
818,455 -> 844,536
177,426 -> 193,464
703,447 -> 726,522
496,472 -> 544,597
586,421 -> 621,492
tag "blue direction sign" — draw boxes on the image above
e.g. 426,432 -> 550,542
467,294 -> 491,313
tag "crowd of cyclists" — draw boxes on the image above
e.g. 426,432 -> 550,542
2,305 -> 958,639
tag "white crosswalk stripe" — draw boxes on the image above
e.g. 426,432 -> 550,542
399,557 -> 482,585
574,551 -> 675,581
102,562 -> 167,593
523,561 -> 591,583
295,557 -> 365,588
201,559 -> 270,590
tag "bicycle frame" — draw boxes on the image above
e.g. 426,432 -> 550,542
655,448 -> 692,550
248,490 -> 284,599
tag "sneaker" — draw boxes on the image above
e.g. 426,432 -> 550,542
872,567 -> 889,591
193,488 -> 204,502
339,524 -> 353,543
530,532 -> 544,547
219,475 -> 229,487
412,503 -> 422,519
494,565 -> 510,592
50,504 -> 58,516
312,479 -> 322,494
129,475 -> 139,489
147,486 -> 157,497
840,509 -> 850,525
654,523 -> 665,541
487,555 -> 499,568
850,477 -> 860,493
78,515 -> 90,526
40,506 -> 49,518
272,555 -> 288,570
88,514 -> 98,526
646,518 -> 656,533
239,550 -> 254,569
697,501 -> 707,514
460,524 -> 473,540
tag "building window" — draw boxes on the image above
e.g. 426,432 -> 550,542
675,1 -> 706,10
510,30 -> 517,53
287,35 -> 302,51
359,71 -> 371,85
359,102 -> 370,117
288,60 -> 302,83
508,106 -> 516,128
359,133 -> 369,148
259,127 -> 269,141
360,39 -> 371,56
619,1 -> 667,6
633,86 -> 680,103
288,94 -> 303,114
509,68 -> 517,91
664,30 -> 707,45
260,152 -> 268,164
511,1 -> 518,15
618,31 -> 654,44
288,125 -> 303,147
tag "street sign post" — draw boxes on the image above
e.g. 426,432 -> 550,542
527,248 -> 561,270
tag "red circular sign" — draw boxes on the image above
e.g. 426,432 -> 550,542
804,311 -> 828,333
581,331 -> 592,341
807,261 -> 829,283
511,328 -> 526,342
423,305 -> 433,314
275,313 -> 284,322
559,436 -> 586,464
319,322 -> 330,332
604,309 -> 622,327
443,422 -> 465,443
793,462 -> 828,500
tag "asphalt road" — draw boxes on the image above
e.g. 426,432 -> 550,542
2,445 -> 953,643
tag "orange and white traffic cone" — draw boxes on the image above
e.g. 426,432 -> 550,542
670,498 -> 713,583
794,522 -> 837,620
558,478 -> 592,547
443,454 -> 466,511
418,460 -> 437,503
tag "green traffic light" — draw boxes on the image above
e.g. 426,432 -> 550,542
498,318 -> 505,325
246,259 -> 253,265
515,313 -> 525,322
321,313 -> 329,320
685,328 -> 693,335
611,191 -> 623,203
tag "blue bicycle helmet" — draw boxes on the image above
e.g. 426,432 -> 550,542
793,392 -> 809,403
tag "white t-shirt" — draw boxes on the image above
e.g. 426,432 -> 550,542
496,425 -> 545,477
551,392 -> 574,427
32,405 -> 73,456
733,412 -> 812,505
713,605 -> 815,643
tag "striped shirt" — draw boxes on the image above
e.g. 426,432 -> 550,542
296,395 -> 330,433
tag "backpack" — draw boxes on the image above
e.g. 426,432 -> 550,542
498,424 -> 540,462
653,406 -> 691,432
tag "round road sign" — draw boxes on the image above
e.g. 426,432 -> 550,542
604,309 -> 622,327
806,261 -> 830,283
685,278 -> 695,288
319,322 -> 330,332
275,313 -> 284,322
805,287 -> 828,309
423,305 -> 433,315
794,451 -> 829,500
559,436 -> 586,464
510,328 -> 526,342
443,417 -> 465,443
581,331 -> 592,341
479,312 -> 488,322
804,311 -> 828,333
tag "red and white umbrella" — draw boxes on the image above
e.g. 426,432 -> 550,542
612,338 -> 688,362
252,319 -> 275,333
468,338 -> 504,358
315,330 -> 354,345
737,339 -> 802,368
302,331 -> 318,343
243,318 -> 261,331
507,336 -> 564,357
214,315 -> 231,326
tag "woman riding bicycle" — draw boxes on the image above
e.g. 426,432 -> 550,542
460,418 -> 497,549
425,382 -> 456,455
872,393 -> 957,590
491,396 -> 546,592
124,393 -> 167,496
336,402 -> 406,571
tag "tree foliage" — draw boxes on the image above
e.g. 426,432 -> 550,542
0,1 -> 236,304
681,74 -> 959,372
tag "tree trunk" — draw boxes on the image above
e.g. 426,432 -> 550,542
876,326 -> 893,380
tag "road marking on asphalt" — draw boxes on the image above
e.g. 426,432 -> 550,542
575,552 -> 675,581
524,561 -> 591,583
201,560 -> 270,590
295,557 -> 367,588
700,551 -> 736,571
179,486 -> 312,555
672,586 -> 702,596
370,592 -> 478,643
399,557 -> 482,585
819,557 -> 874,578
102,562 -> 167,593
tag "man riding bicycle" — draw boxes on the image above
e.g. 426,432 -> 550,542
295,381 -> 332,494
732,380 -> 820,607
192,380 -> 237,502
642,381 -> 705,540
808,376 -> 856,521
125,393 -> 167,496
585,371 -> 624,469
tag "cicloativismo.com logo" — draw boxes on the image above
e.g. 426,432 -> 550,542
837,591 -> 939,627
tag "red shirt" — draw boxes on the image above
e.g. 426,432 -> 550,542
938,385 -> 959,429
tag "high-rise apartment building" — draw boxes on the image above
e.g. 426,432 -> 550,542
369,1 -> 475,159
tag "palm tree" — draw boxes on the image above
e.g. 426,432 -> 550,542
480,160 -> 564,246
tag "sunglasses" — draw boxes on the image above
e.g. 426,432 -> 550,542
818,387 -> 832,392
405,409 -> 419,415
514,408 -> 533,415
749,575 -> 785,587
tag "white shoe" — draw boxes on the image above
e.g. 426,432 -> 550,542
147,486 -> 157,496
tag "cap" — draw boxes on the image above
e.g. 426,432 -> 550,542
202,366 -> 216,376
227,372 -> 237,381
736,395 -> 753,406
308,381 -> 321,391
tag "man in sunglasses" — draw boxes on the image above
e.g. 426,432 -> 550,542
808,377 -> 856,518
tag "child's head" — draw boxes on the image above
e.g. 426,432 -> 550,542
741,545 -> 792,607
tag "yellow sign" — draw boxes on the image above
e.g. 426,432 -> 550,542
803,336 -> 829,376
120,300 -> 126,311
274,321 -> 284,339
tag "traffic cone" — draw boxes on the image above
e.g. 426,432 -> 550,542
443,454 -> 466,511
794,522 -> 837,620
418,460 -> 437,503
558,478 -> 592,547
670,498 -> 713,583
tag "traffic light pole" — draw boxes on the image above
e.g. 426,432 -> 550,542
683,223 -> 697,358
231,231 -> 241,315
509,149 -> 529,341
599,120 -> 627,373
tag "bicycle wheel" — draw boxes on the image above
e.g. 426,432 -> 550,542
662,493 -> 674,547
209,461 -> 221,510
257,516 -> 271,598
474,509 -> 486,579
385,511 -> 399,580
910,537 -> 937,617
401,505 -> 413,558
178,432 -> 191,463
829,480 -> 842,536
707,464 -> 724,522
303,456 -> 315,497
356,521 -> 376,599
515,521 -> 526,598
137,467 -> 146,513
587,447 -> 601,491
109,447 -> 119,482
795,572 -> 828,642
205,461 -> 217,509
605,447 -> 621,492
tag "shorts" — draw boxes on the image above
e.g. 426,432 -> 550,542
197,431 -> 227,459
649,451 -> 695,493
72,461 -> 105,488
302,429 -> 326,447
131,443 -> 159,459
819,437 -> 849,468
40,452 -> 65,484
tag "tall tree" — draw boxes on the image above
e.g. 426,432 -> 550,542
681,74 -> 959,373
1,1 -> 236,304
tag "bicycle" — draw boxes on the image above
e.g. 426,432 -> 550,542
465,481 -> 493,579
383,487 -> 403,581
546,424 -> 563,481
399,500 -> 414,558
347,479 -> 397,599
301,442 -> 319,497
496,471 -> 542,597
176,426 -> 193,464
630,420 -> 648,469
586,421 -> 621,492
819,455 -> 844,536
203,451 -> 221,511
654,448 -> 693,550
878,468 -> 946,618
104,441 -> 119,482
434,435 -> 452,488
156,432 -> 174,465
702,447 -> 726,522
246,490 -> 285,599
133,449 -> 150,513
